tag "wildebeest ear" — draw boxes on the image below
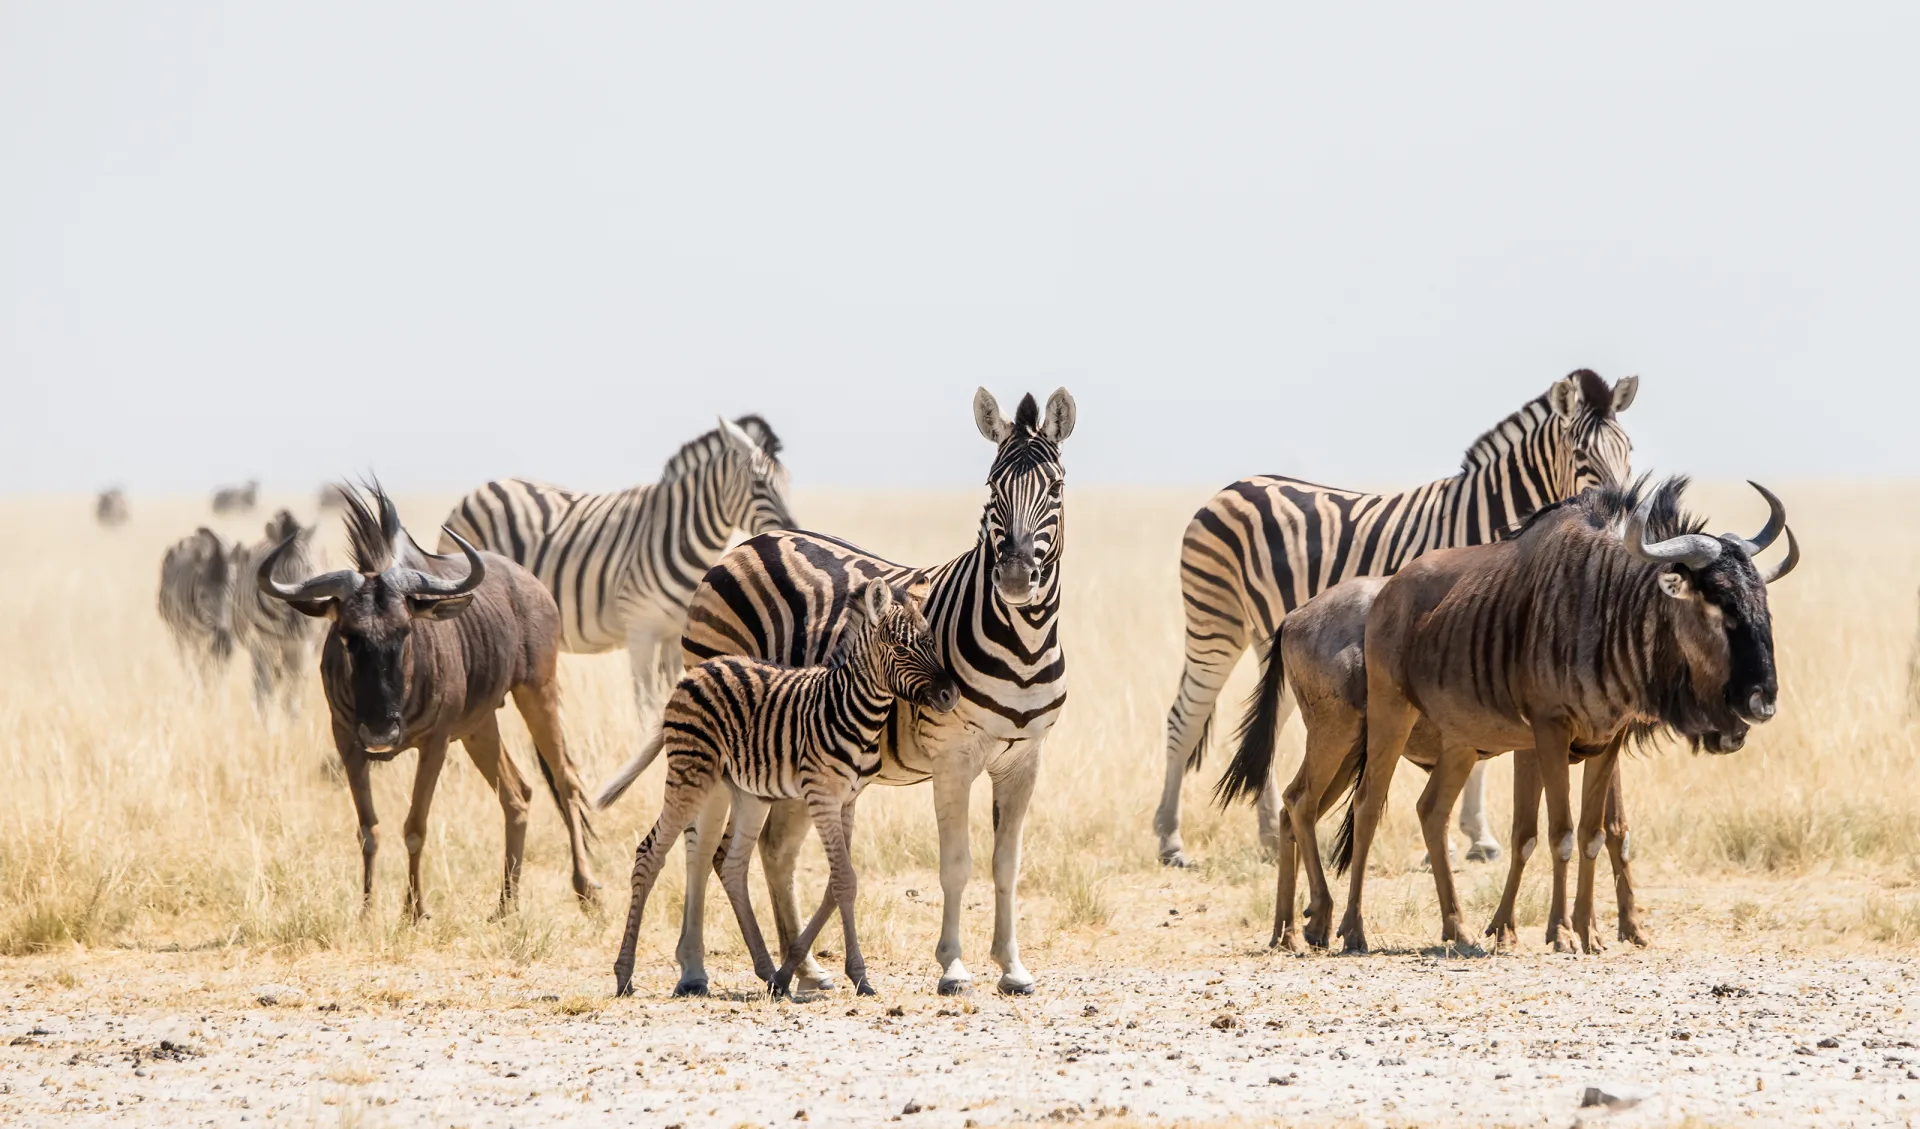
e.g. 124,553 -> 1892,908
974,387 -> 1010,444
1547,376 -> 1581,421
409,593 -> 476,621
1041,388 -> 1076,443
286,598 -> 338,620
1657,569 -> 1693,600
1610,375 -> 1639,414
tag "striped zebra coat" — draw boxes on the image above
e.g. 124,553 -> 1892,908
440,415 -> 793,721
228,510 -> 322,716
158,527 -> 236,687
598,580 -> 958,998
674,387 -> 1073,998
1157,369 -> 1638,866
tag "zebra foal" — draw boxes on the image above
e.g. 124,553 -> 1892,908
597,580 -> 958,998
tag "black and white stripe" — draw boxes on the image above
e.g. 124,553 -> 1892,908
440,415 -> 793,716
1154,370 -> 1638,866
157,526 -> 235,687
227,510 -> 322,716
599,580 -> 954,998
676,387 -> 1074,997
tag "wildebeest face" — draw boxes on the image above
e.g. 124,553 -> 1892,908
973,388 -> 1075,607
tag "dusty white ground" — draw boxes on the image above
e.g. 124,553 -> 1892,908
4,948 -> 1917,1128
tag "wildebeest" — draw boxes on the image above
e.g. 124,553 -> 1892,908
213,480 -> 259,514
158,527 -> 236,687
228,510 -> 322,716
1335,478 -> 1796,954
96,489 -> 129,527
255,484 -> 600,919
1216,576 -> 1643,953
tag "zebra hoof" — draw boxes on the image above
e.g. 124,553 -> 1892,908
671,977 -> 709,998
936,975 -> 973,997
1465,843 -> 1503,863
996,972 -> 1036,997
1159,849 -> 1195,868
795,970 -> 837,993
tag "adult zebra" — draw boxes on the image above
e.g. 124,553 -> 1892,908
1157,369 -> 1638,867
440,415 -> 793,720
676,387 -> 1073,997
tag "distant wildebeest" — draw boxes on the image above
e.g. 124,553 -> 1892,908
158,527 -> 236,687
597,579 -> 959,998
1334,478 -> 1796,954
441,416 -> 793,726
678,388 -> 1073,997
256,485 -> 601,919
317,483 -> 350,511
228,510 -> 323,716
212,480 -> 259,514
96,489 -> 129,527
1217,576 -> 1645,952
1158,370 -> 1640,869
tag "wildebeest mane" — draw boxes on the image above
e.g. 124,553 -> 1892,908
1499,474 -> 1706,544
337,481 -> 406,574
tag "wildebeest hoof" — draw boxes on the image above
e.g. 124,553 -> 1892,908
854,978 -> 878,997
768,971 -> 795,1000
1551,934 -> 1578,954
1339,931 -> 1368,955
613,972 -> 635,998
672,977 -> 710,998
1465,842 -> 1503,863
1619,922 -> 1651,947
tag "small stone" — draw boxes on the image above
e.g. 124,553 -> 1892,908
252,984 -> 304,1008
1711,984 -> 1752,998
1819,1037 -> 1841,1049
902,1099 -> 923,1115
1082,1005 -> 1098,1017
1211,1014 -> 1239,1030
1268,1075 -> 1291,1086
886,1006 -> 906,1018
794,1111 -> 808,1121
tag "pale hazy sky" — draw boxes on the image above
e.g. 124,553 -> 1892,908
3,4 -> 1914,494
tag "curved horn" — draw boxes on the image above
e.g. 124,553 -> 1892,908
255,536 -> 363,604
1728,481 -> 1787,556
1624,493 -> 1723,570
400,528 -> 486,598
1760,524 -> 1800,584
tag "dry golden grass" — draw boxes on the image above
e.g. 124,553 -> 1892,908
3,482 -> 1918,978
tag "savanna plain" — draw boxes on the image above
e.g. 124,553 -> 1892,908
4,485 -> 1920,1128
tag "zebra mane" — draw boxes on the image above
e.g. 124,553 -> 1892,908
987,396 -> 1059,480
661,415 -> 784,484
337,481 -> 409,573
1458,394 -> 1555,474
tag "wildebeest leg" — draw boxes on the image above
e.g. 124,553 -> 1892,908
1528,718 -> 1576,953
402,737 -> 450,922
614,752 -> 718,998
510,679 -> 601,906
756,800 -> 835,991
460,714 -> 531,918
987,748 -> 1040,995
1459,761 -> 1503,861
1486,750 -> 1540,950
1338,684 -> 1417,954
1571,737 -> 1622,954
715,789 -> 777,984
673,786 -> 731,997
1285,709 -> 1363,951
932,762 -> 981,995
1604,761 -> 1648,946
340,741 -> 380,911
1417,744 -> 1480,945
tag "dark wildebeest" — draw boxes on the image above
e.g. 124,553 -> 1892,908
159,527 -> 236,687
213,479 -> 259,514
229,510 -> 322,716
1337,478 -> 1796,954
256,485 -> 601,919
96,489 -> 129,527
1216,576 -> 1645,953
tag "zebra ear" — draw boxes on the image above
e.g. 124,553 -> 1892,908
717,416 -> 760,457
1610,375 -> 1639,414
1041,388 -> 1075,443
974,388 -> 1011,444
1548,376 -> 1581,421
858,579 -> 894,624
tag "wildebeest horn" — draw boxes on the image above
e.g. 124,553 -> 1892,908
398,528 -> 486,599
256,536 -> 363,604
1624,494 -> 1723,570
1728,481 -> 1787,555
1760,525 -> 1800,584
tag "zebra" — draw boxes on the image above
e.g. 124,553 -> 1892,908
158,527 -> 236,687
596,579 -> 959,998
440,415 -> 793,723
676,387 -> 1073,997
1155,369 -> 1638,868
212,480 -> 259,514
228,509 -> 323,716
95,489 -> 129,527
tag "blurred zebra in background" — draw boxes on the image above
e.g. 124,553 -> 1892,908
158,527 -> 236,688
212,480 -> 258,514
441,415 -> 793,722
95,489 -> 129,527
317,483 -> 350,511
229,510 -> 323,716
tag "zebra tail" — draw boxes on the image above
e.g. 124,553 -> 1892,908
534,755 -> 598,846
1211,634 -> 1288,807
593,733 -> 666,810
1331,724 -> 1368,877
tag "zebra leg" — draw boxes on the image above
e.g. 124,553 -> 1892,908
401,737 -> 450,923
773,794 -> 867,999
248,647 -> 274,721
673,785 -> 731,996
932,765 -> 979,995
1460,760 -> 1503,861
625,624 -> 673,725
460,714 -> 531,919
510,677 -> 602,906
987,750 -> 1040,996
615,759 -> 717,998
758,799 -> 835,991
716,789 -> 778,984
1155,637 -> 1248,867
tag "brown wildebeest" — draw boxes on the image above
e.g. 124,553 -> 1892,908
256,484 -> 600,919
1338,478 -> 1797,954
1215,576 -> 1644,953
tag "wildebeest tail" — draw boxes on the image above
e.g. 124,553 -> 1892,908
1212,633 -> 1288,806
1331,723 -> 1368,876
593,733 -> 666,810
